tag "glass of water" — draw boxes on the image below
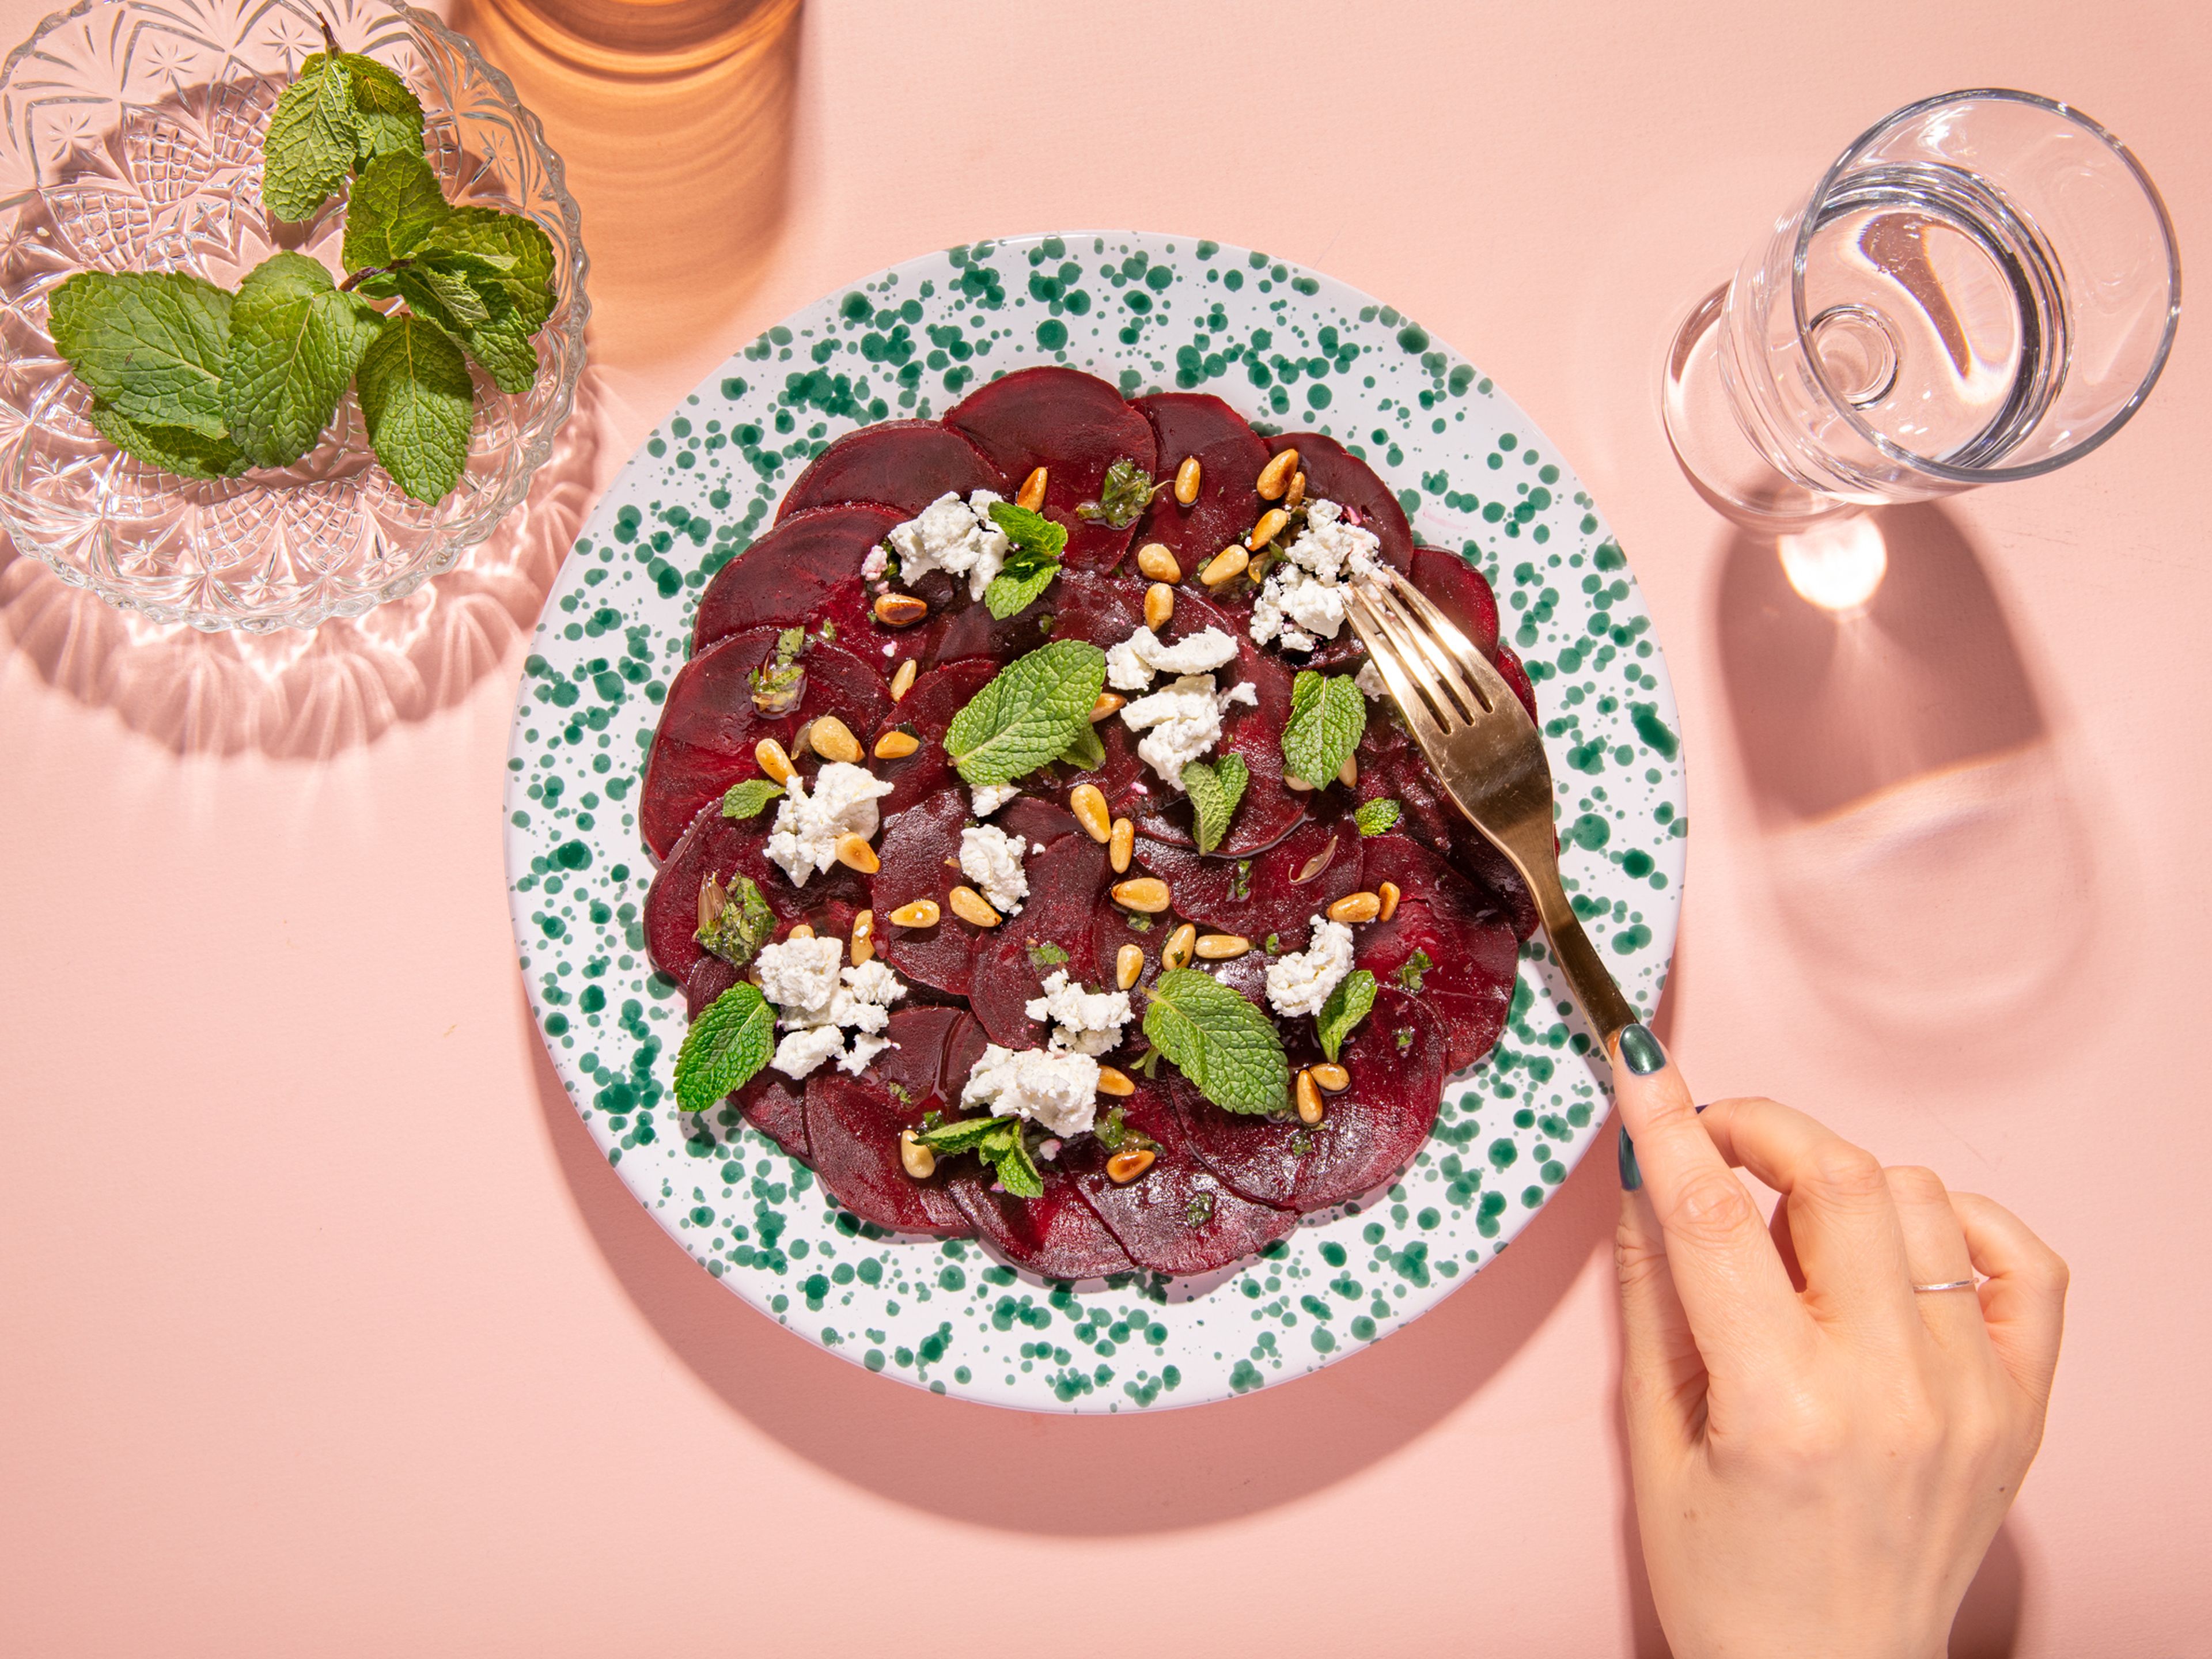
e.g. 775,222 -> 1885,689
1662,89 -> 2180,529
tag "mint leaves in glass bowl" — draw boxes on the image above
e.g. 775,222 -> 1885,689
0,0 -> 587,632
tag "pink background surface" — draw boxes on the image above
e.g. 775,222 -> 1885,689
3,2 -> 2209,1653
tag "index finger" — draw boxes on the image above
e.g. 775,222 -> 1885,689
1612,1024 -> 1809,1377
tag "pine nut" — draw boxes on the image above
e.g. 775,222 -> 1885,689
1017,466 -> 1047,510
1107,1147 -> 1156,1184
1293,833 -> 1341,884
1199,546 -> 1248,588
1090,692 -> 1126,724
1097,1065 -> 1137,1098
1327,891 -> 1382,925
786,922 -> 815,940
1285,469 -> 1306,513
1145,582 -> 1175,630
1111,876 -> 1171,914
900,1130 -> 937,1180
873,592 -> 928,627
1284,774 -> 1313,792
873,729 -> 919,760
1310,1062 -> 1350,1093
1115,942 -> 1144,990
755,738 -> 795,784
834,832 -> 880,874
1135,542 -> 1181,583
1161,922 -> 1196,971
949,885 -> 1002,927
1377,881 -> 1400,922
1337,753 -> 1358,787
889,658 -> 917,702
850,910 -> 875,965
1195,933 -> 1250,960
1174,456 -> 1201,505
1257,448 -> 1298,499
889,899 -> 940,928
1108,816 -> 1134,874
1296,1069 -> 1324,1125
1070,783 -> 1112,842
1248,508 -> 1289,550
808,715 -> 862,763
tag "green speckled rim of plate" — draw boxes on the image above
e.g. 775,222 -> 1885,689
503,232 -> 1686,1414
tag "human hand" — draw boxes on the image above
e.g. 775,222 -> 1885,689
1609,1025 -> 2067,1659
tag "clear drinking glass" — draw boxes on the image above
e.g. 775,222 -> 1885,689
1662,89 -> 2180,529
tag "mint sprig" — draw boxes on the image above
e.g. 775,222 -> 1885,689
983,500 -> 1067,619
944,639 -> 1107,786
1179,753 -> 1248,855
221,252 -> 384,467
1316,969 -> 1377,1062
916,1115 -> 1046,1197
673,982 -> 775,1112
1282,669 -> 1366,788
1142,967 -> 1288,1116
355,316 -> 473,502
1075,457 -> 1157,528
1354,797 -> 1401,836
695,872 -> 774,968
719,778 -> 785,819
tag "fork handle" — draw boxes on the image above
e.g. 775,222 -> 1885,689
1528,881 -> 1639,1062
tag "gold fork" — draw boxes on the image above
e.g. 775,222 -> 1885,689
1347,574 -> 1638,1058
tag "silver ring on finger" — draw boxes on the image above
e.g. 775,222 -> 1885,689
1912,1278 -> 1979,1293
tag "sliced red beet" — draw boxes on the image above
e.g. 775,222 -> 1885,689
1408,543 -> 1502,658
1494,640 -> 1539,724
1175,987 -> 1445,1211
1132,813 -> 1365,951
945,368 -> 1157,572
639,630 -> 891,858
1131,393 -> 1267,565
1063,1082 -> 1296,1273
1265,431 -> 1412,574
737,1070 -> 810,1161
802,1006 -> 972,1237
778,420 -> 1005,520
1355,835 -> 1523,1074
692,504 -> 903,654
945,1162 -> 1138,1281
868,786 -> 983,996
868,657 -> 996,815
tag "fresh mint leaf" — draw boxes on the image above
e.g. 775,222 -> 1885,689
984,559 -> 1060,620
986,500 -> 1067,560
1395,948 -> 1432,994
1316,969 -> 1377,1062
261,56 -> 359,221
695,871 -> 774,967
989,1130 -> 1046,1198
395,256 -> 538,396
672,981 -> 774,1111
48,270 -> 233,436
1179,753 -> 1248,855
406,257 -> 491,326
331,53 -> 425,162
1075,457 -> 1156,528
355,315 -> 474,503
84,400 -> 247,479
1354,797 -> 1402,836
221,253 -> 384,468
719,778 -> 784,819
916,1115 -> 1011,1155
1056,721 -> 1104,773
342,152 -> 450,271
1142,967 -> 1288,1115
944,639 -> 1107,787
1282,669 -> 1366,788
983,500 -> 1066,619
425,206 -> 557,331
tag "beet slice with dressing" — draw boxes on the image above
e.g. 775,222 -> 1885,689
1355,834 -> 1524,1074
692,504 -> 903,654
802,1006 -> 974,1237
1174,987 -> 1445,1211
639,628 -> 891,858
1132,392 -> 1267,566
962,797 -> 1114,1046
1264,431 -> 1413,574
1131,813 -> 1365,953
946,368 -> 1158,573
869,786 -> 982,996
1063,1081 -> 1296,1274
869,657 -> 997,816
1408,543 -> 1502,658
779,419 -> 1006,520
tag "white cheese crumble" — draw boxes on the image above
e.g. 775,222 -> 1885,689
1249,498 -> 1385,653
764,761 -> 892,887
1104,624 -> 1240,692
1023,969 -> 1132,1058
1118,674 -> 1256,786
881,490 -> 1010,601
754,934 -> 843,1018
1354,657 -> 1389,699
1264,915 -> 1357,1018
761,944 -> 910,1079
959,824 -> 1029,915
971,782 -> 1021,817
961,1042 -> 1101,1138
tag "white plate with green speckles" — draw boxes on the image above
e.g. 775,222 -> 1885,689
504,232 -> 1685,1412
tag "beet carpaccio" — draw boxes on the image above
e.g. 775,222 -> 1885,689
643,368 -> 1536,1279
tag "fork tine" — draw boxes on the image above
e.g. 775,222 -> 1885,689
1367,579 -> 1487,724
1388,577 -> 1527,725
1347,590 -> 1456,744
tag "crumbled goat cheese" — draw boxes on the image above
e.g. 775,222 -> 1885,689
971,782 -> 1021,817
961,1042 -> 1101,1138
769,1024 -> 847,1082
1023,969 -> 1132,1057
1354,657 -> 1389,699
753,935 -> 844,1020
881,490 -> 1010,601
1104,624 -> 1240,691
1249,498 -> 1385,652
764,762 -> 892,887
959,824 -> 1029,915
1118,674 -> 1256,786
861,544 -> 888,580
1264,916 -> 1357,1018
764,949 -> 910,1080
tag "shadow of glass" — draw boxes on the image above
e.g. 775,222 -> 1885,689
524,997 -> 1618,1535
0,367 -> 616,757
1713,505 -> 2102,1071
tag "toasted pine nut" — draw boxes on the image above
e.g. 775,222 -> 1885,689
1090,692 -> 1126,724
1097,1065 -> 1137,1098
834,832 -> 880,874
1115,942 -> 1144,990
900,1130 -> 937,1180
850,910 -> 875,965
1069,783 -> 1112,843
786,922 -> 815,940
873,592 -> 928,627
889,658 -> 917,701
1108,816 -> 1134,874
1257,448 -> 1298,499
1144,582 -> 1175,630
1200,546 -> 1249,588
1283,774 -> 1314,792
1174,456 -> 1201,505
889,899 -> 940,929
1310,1062 -> 1350,1093
755,738 -> 794,784
1337,753 -> 1358,787
1017,466 -> 1047,510
1107,1147 -> 1156,1184
1248,508 -> 1289,550
1162,922 -> 1196,971
1284,469 -> 1307,513
1111,876 -> 1171,914
949,885 -> 1001,927
808,715 -> 862,764
1327,891 -> 1382,925
1377,881 -> 1400,922
1195,933 -> 1250,960
1135,542 -> 1181,583
1294,833 -> 1341,884
873,729 -> 919,760
1296,1069 -> 1324,1126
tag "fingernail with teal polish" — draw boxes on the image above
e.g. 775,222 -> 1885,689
1618,1022 -> 1666,1077
1618,1130 -> 1642,1191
